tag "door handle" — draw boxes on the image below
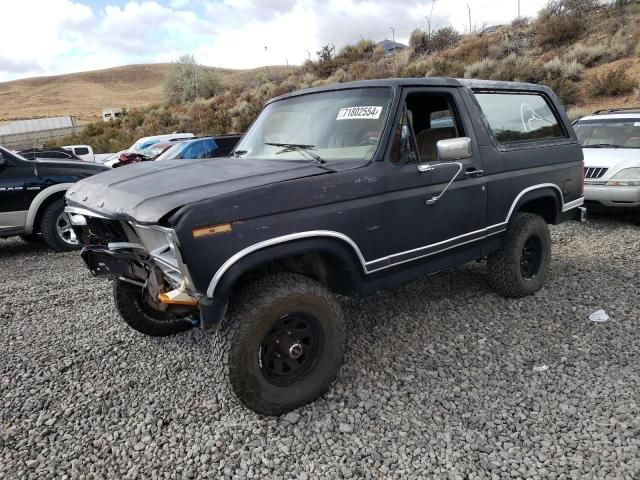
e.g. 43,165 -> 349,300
465,168 -> 484,178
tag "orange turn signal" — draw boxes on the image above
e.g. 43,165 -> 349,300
192,223 -> 232,239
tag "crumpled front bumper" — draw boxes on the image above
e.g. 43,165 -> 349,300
81,247 -> 148,284
68,206 -> 228,330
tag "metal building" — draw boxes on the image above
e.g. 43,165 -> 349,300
0,116 -> 79,149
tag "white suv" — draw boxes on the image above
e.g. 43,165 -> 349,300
574,109 -> 640,220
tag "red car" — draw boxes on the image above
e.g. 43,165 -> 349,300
115,142 -> 181,167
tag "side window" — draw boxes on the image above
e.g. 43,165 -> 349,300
74,147 -> 90,155
474,92 -> 565,144
406,94 -> 462,162
186,141 -> 207,159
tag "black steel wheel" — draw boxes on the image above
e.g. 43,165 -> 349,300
217,273 -> 346,416
520,235 -> 543,280
259,312 -> 325,386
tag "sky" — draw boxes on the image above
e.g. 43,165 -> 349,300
0,0 -> 548,82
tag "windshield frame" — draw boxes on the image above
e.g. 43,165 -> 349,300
233,86 -> 397,166
574,117 -> 640,149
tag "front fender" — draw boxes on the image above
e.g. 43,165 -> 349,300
25,183 -> 74,234
207,233 -> 366,300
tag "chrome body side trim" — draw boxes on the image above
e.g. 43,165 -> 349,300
206,184 -> 583,298
562,197 -> 584,212
206,230 -> 367,297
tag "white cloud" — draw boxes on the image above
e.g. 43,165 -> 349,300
0,0 -> 549,82
0,0 -> 94,80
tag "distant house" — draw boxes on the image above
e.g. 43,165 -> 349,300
102,108 -> 123,122
376,39 -> 407,55
0,116 -> 79,149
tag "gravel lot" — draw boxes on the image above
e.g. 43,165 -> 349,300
1,214 -> 639,479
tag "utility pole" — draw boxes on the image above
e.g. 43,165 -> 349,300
517,0 -> 520,18
467,4 -> 472,34
430,0 -> 436,34
425,16 -> 431,38
305,49 -> 311,60
390,26 -> 395,46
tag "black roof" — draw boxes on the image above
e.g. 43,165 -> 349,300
268,77 -> 551,104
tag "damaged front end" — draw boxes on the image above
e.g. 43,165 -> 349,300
66,206 -> 225,330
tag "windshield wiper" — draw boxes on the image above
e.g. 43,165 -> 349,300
265,142 -> 327,164
232,150 -> 248,157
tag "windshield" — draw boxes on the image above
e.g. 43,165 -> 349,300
155,143 -> 185,161
0,147 -> 30,162
139,144 -> 168,158
233,88 -> 393,162
574,118 -> 640,148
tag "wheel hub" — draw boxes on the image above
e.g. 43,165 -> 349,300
259,312 -> 322,386
520,235 -> 542,280
56,212 -> 79,246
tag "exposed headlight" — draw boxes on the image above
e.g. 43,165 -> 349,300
606,168 -> 640,187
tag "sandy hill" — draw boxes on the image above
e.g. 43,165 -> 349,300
0,64 -> 294,123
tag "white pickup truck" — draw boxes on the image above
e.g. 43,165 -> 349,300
63,145 -> 113,163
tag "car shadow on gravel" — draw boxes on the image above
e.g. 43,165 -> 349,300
0,237 -> 49,258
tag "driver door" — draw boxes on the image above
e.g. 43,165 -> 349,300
376,87 -> 487,272
0,150 -> 28,232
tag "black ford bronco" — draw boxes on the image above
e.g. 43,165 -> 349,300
66,78 -> 584,415
0,146 -> 107,251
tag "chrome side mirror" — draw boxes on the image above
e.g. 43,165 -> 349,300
436,137 -> 472,161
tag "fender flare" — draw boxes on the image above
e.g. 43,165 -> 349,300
207,233 -> 366,299
506,183 -> 563,224
25,183 -> 74,234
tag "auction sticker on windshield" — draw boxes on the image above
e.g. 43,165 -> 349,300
337,106 -> 383,120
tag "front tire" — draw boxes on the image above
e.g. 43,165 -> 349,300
40,199 -> 81,252
113,280 -> 195,337
487,213 -> 551,298
219,273 -> 347,415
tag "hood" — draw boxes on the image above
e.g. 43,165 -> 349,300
582,147 -> 640,173
65,157 -> 331,224
34,158 -> 108,173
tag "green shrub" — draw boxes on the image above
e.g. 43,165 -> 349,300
565,44 -> 610,67
543,77 -> 579,104
534,10 -> 583,47
164,54 -> 222,105
464,58 -> 497,79
588,66 -> 638,96
542,58 -> 584,81
427,57 -> 465,78
409,29 -> 430,57
430,27 -> 459,51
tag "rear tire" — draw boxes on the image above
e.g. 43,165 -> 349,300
40,199 -> 80,252
113,280 -> 195,337
216,273 -> 346,415
487,213 -> 551,298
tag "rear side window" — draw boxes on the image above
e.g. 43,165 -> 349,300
474,93 -> 565,144
74,147 -> 90,155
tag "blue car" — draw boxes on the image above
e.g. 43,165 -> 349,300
155,137 -> 219,161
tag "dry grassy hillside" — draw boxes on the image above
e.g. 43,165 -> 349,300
0,64 -> 295,122
21,1 -> 640,153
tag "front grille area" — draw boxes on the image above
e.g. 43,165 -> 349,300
585,167 -> 608,179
